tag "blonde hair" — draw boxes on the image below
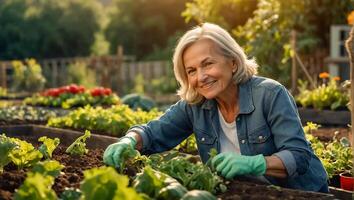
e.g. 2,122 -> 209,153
173,22 -> 258,104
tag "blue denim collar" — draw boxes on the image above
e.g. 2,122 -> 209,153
200,78 -> 255,114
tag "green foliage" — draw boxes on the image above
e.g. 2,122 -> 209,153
180,190 -> 217,200
296,78 -> 349,110
182,0 -> 354,86
148,152 -> 225,194
9,137 -> 43,169
304,122 -> 353,178
121,93 -> 156,111
31,160 -> 64,178
67,62 -> 97,88
0,87 -> 7,96
65,130 -> 91,156
38,137 -> 60,159
14,172 -> 57,200
133,166 -> 167,198
0,0 -> 106,59
11,59 -> 46,93
0,106 -> 67,123
24,87 -> 120,109
0,134 -> 17,173
80,166 -> 144,200
150,76 -> 178,95
117,144 -> 139,173
59,188 -> 82,200
47,105 -> 161,137
182,0 -> 257,29
157,183 -> 188,200
174,135 -> 198,154
105,0 -> 190,60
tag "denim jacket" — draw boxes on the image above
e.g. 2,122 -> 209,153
129,76 -> 328,192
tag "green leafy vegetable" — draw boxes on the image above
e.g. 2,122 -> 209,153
38,136 -> 60,159
14,172 -> 57,200
0,134 -> 17,173
80,166 -> 144,200
31,160 -> 64,178
133,166 -> 167,198
65,130 -> 91,156
180,190 -> 217,200
9,138 -> 43,169
59,188 -> 82,200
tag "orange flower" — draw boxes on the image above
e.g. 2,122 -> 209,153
319,72 -> 330,79
348,10 -> 354,25
333,76 -> 340,81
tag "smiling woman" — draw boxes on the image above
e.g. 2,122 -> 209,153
103,22 -> 329,193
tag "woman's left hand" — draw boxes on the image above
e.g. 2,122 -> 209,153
211,153 -> 267,179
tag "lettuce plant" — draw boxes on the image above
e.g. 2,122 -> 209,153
0,134 -> 17,173
38,137 -> 60,159
65,130 -> 91,156
9,138 -> 43,169
80,166 -> 145,200
14,172 -> 57,200
31,160 -> 64,178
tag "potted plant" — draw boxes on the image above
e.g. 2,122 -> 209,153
340,170 -> 354,191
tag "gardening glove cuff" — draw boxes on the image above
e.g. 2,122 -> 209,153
119,135 -> 137,148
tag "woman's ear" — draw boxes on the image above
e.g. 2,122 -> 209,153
232,60 -> 237,73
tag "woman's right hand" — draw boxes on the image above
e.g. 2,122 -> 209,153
103,136 -> 137,168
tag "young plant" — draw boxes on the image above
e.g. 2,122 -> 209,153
14,172 -> 57,200
0,134 -> 17,173
65,130 -> 91,156
117,144 -> 138,174
80,166 -> 144,200
9,138 -> 43,169
31,160 -> 64,178
38,137 -> 60,159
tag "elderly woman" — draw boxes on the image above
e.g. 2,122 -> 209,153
103,23 -> 328,192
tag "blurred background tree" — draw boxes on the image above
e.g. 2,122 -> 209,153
182,0 -> 354,86
0,0 -> 106,60
105,0 -> 192,60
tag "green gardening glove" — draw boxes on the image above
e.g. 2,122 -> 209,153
211,153 -> 266,179
103,136 -> 137,168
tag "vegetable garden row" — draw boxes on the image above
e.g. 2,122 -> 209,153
0,84 -> 352,199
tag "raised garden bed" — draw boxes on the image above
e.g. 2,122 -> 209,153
0,125 -> 341,200
0,125 -> 117,149
298,107 -> 350,126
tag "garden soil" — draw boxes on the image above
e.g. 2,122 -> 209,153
0,137 -> 336,200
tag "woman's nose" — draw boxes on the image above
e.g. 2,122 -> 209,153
197,70 -> 207,82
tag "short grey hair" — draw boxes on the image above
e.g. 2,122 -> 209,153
172,22 -> 258,104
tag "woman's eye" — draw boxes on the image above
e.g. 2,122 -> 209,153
187,70 -> 195,75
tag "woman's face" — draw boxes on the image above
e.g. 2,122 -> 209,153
183,39 -> 236,99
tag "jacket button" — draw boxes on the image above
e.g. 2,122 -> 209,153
236,117 -> 240,121
241,139 -> 245,144
201,137 -> 205,142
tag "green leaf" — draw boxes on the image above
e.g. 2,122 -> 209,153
65,130 -> 91,156
81,166 -> 143,200
31,160 -> 64,178
14,172 -> 57,200
0,134 -> 17,173
38,136 -> 60,159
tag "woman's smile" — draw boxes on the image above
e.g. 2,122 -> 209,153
200,80 -> 217,89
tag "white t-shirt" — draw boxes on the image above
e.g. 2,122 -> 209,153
217,108 -> 240,154
217,107 -> 270,184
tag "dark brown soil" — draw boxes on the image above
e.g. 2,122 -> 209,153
0,146 -> 104,200
0,136 -> 337,200
218,179 -> 335,200
311,127 -> 351,143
